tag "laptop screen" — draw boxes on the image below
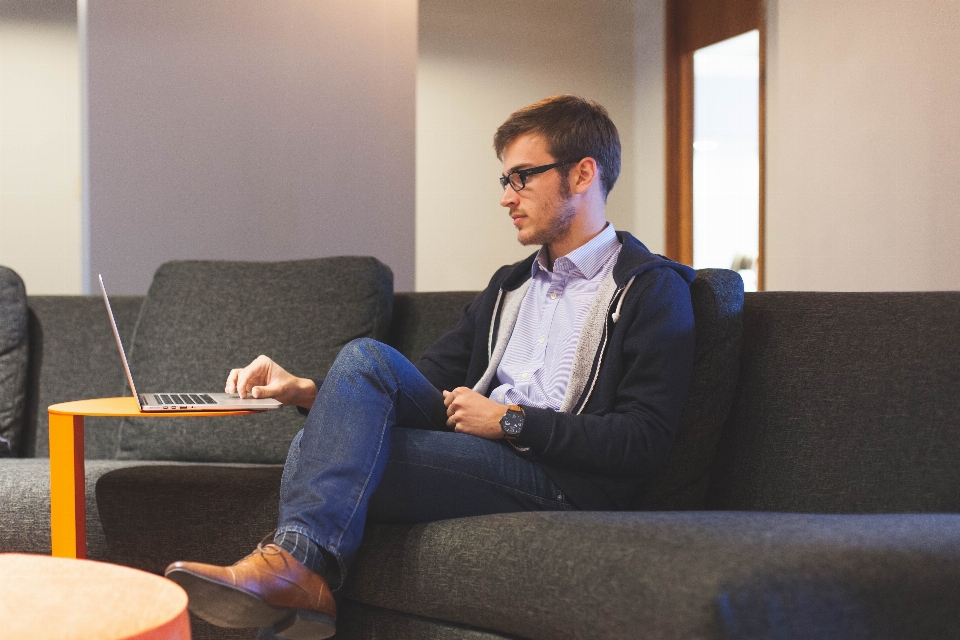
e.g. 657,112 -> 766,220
98,275 -> 143,409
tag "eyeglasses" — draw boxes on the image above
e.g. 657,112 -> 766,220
499,159 -> 582,192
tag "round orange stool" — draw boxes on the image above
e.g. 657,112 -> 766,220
0,553 -> 190,639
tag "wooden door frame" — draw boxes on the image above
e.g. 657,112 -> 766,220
665,0 -> 766,289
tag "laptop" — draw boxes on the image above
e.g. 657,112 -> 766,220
99,274 -> 283,412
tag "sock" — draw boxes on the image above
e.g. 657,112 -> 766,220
273,530 -> 327,577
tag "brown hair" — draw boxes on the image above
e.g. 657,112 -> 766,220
494,95 -> 621,198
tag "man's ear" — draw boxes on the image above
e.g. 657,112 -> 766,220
569,157 -> 598,195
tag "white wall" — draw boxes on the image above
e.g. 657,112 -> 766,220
86,0 -> 417,294
633,0 -> 667,257
416,0 -> 665,292
0,18 -> 82,294
765,0 -> 960,291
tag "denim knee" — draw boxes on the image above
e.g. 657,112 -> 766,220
336,338 -> 402,377
343,337 -> 394,357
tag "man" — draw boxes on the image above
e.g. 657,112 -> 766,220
165,95 -> 696,640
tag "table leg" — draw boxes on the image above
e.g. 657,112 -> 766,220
49,412 -> 86,558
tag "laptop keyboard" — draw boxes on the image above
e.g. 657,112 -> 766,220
155,394 -> 217,405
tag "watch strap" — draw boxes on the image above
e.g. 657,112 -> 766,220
500,404 -> 525,444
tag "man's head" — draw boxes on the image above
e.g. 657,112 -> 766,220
495,96 -> 620,258
494,95 -> 621,199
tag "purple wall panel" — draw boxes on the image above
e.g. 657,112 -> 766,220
86,0 -> 416,294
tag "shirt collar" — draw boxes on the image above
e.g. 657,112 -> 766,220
532,222 -> 619,279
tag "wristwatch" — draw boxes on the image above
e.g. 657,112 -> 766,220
500,404 -> 525,441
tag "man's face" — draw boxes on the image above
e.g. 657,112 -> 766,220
499,133 -> 576,247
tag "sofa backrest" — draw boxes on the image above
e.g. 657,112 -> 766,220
707,292 -> 960,513
19,278 -> 468,460
25,295 -> 142,457
631,268 -> 744,510
115,257 -> 393,463
386,291 -> 479,362
0,266 -> 28,457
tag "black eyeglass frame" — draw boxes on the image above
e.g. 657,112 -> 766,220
499,159 -> 583,192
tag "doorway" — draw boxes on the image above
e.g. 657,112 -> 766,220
665,0 -> 765,290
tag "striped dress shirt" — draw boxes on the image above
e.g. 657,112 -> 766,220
490,223 -> 621,410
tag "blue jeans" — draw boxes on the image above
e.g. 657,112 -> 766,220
276,338 -> 572,584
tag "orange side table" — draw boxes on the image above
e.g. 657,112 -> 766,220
0,553 -> 191,639
48,397 -> 257,559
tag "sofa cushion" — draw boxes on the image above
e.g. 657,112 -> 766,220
0,266 -> 28,457
117,257 -> 392,463
0,458 -> 270,640
0,458 -> 176,559
387,292 -> 479,362
25,296 -> 143,458
708,292 -> 960,513
632,268 -> 744,509
95,463 -> 284,575
337,600 -> 511,640
344,512 -> 960,640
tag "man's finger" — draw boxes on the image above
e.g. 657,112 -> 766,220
235,374 -> 246,398
251,381 -> 282,399
236,366 -> 258,399
447,396 -> 463,415
225,369 -> 241,393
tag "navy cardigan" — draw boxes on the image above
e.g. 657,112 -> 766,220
416,231 -> 696,510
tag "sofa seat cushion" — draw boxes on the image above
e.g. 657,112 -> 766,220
94,463 -> 284,576
0,458 -> 181,559
117,257 -> 392,463
344,511 -> 960,640
338,600 -> 513,640
0,266 -> 28,456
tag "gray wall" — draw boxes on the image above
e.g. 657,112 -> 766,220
765,0 -> 960,291
85,0 -> 417,294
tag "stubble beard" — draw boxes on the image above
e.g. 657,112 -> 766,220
518,182 -> 577,247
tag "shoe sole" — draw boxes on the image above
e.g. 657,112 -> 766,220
274,609 -> 337,640
165,567 -> 296,628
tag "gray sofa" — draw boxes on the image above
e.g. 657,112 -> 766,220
2,260 -> 959,640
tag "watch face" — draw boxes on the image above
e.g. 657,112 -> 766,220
501,409 -> 524,436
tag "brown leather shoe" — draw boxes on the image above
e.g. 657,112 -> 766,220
165,542 -> 336,640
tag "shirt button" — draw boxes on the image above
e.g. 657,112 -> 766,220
550,293 -> 557,300
499,393 -> 504,401
522,373 -> 528,379
539,337 -> 545,344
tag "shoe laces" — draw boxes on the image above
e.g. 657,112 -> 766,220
253,531 -> 283,557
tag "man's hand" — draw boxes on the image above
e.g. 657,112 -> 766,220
226,355 -> 317,409
443,387 -> 507,439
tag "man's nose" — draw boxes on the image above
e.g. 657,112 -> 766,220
500,183 -> 519,208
